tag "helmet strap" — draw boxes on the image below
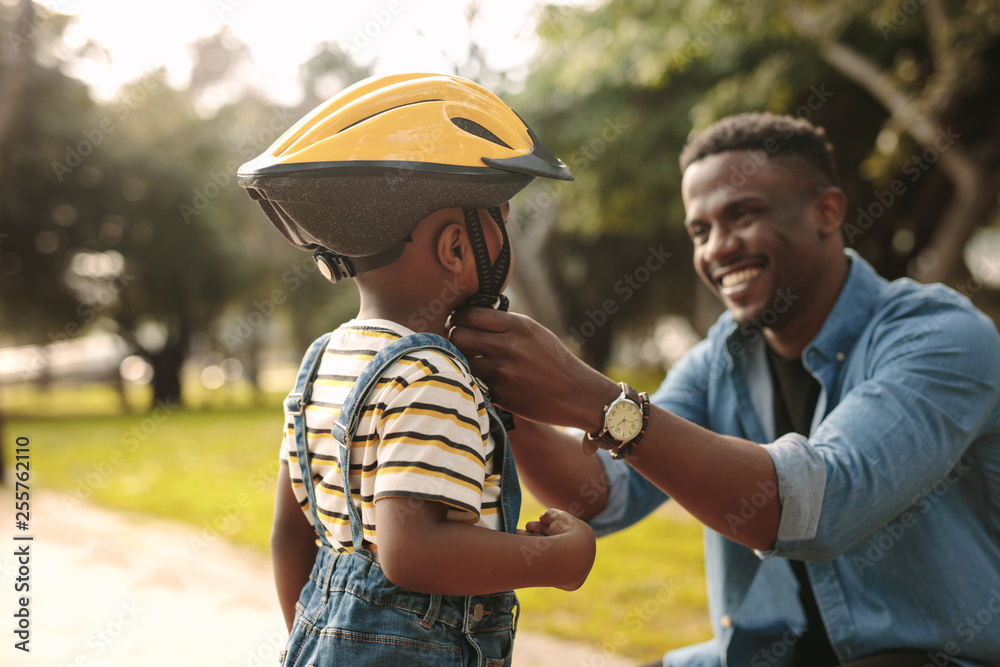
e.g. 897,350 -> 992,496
461,206 -> 511,311
314,236 -> 412,283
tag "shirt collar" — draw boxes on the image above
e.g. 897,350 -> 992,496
804,249 -> 886,367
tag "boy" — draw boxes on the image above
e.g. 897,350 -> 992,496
239,73 -> 596,666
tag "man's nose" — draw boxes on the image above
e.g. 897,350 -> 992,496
704,226 -> 740,264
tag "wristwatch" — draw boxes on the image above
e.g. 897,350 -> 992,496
584,382 -> 645,455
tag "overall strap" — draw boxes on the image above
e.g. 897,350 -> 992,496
494,416 -> 521,535
332,332 -> 470,553
284,332 -> 334,548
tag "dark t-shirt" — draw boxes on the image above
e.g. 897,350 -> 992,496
766,346 -> 840,667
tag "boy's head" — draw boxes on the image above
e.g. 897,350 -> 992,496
354,204 -> 512,330
238,73 -> 573,312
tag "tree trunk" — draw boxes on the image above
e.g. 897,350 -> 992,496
787,6 -> 1000,285
243,331 -> 262,406
147,326 -> 190,410
113,370 -> 131,414
149,348 -> 184,409
809,36 -> 1000,284
912,168 -> 1000,284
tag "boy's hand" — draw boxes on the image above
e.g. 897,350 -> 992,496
522,508 -> 596,591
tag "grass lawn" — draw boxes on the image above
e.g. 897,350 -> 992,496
4,383 -> 711,662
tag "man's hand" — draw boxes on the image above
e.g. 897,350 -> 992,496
448,307 -> 619,431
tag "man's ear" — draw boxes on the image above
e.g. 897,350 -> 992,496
812,187 -> 847,238
436,222 -> 468,275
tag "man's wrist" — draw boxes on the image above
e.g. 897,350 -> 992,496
575,378 -> 623,434
582,383 -> 650,460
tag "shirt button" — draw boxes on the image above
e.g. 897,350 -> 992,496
473,603 -> 484,622
836,351 -> 846,362
720,615 -> 733,628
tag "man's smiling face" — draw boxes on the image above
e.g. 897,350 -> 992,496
682,150 -> 827,328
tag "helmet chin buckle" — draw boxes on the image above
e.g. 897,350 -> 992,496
463,293 -> 510,311
314,249 -> 355,283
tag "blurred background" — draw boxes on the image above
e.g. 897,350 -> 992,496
2,0 -> 999,663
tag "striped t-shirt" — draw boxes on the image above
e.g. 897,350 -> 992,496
280,320 -> 504,556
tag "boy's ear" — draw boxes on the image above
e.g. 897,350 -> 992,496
436,222 -> 468,275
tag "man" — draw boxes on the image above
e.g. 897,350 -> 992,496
448,113 -> 1000,667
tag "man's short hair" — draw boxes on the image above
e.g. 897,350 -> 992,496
679,112 -> 840,189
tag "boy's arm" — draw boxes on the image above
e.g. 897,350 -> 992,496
375,497 -> 595,596
506,417 -> 609,520
271,462 -> 318,631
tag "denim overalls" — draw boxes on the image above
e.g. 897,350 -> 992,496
280,331 -> 522,667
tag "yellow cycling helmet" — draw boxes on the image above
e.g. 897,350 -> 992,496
238,72 -> 573,288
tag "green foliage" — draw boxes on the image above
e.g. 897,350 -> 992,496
106,78 -> 252,334
512,0 -> 1000,362
0,15 -> 368,405
0,21 -> 104,338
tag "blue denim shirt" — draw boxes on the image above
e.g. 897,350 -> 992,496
591,250 -> 1000,667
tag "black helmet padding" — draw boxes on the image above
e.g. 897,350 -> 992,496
241,168 -> 532,256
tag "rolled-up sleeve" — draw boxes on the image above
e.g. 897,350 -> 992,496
755,433 -> 827,559
587,449 -> 639,537
760,296 -> 1000,563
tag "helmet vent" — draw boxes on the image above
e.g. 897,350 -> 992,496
337,99 -> 443,135
450,117 -> 511,149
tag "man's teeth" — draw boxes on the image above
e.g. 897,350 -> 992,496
720,266 -> 763,288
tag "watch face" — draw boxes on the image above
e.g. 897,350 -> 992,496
606,400 -> 642,441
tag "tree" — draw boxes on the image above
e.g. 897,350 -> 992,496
0,7 -> 112,346
512,0 -> 1000,369
0,15 -> 383,410
101,75 -> 254,407
0,0 -> 35,189
216,41 -> 371,361
786,0 -> 1000,284
1,19 -> 265,409
0,0 -> 37,478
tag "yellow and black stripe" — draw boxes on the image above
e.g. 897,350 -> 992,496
280,321 -> 504,556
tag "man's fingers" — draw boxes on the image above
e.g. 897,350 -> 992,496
446,321 -> 490,357
448,314 -> 521,360
448,305 -> 514,334
460,348 -> 502,379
